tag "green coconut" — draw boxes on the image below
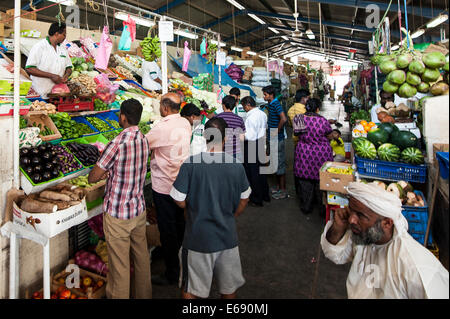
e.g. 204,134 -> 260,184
380,60 -> 398,74
408,60 -> 426,74
417,82 -> 430,93
422,51 -> 446,69
422,68 -> 441,83
430,82 -> 450,96
383,81 -> 400,94
396,53 -> 413,69
406,72 -> 422,86
398,83 -> 418,98
444,62 -> 449,72
387,70 -> 407,85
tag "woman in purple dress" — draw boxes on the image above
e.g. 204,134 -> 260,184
293,98 -> 333,214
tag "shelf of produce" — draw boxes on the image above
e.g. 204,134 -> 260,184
20,167 -> 91,195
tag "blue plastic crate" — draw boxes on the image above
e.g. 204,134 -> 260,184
84,114 -> 115,133
96,111 -> 120,130
401,191 -> 432,245
71,116 -> 99,135
436,152 -> 449,180
355,155 -> 427,183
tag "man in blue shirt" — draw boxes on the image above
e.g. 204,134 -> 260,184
262,85 -> 288,200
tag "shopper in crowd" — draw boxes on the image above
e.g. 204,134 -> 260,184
145,93 -> 192,286
215,95 -> 246,160
262,85 -> 288,200
321,182 -> 449,299
180,103 -> 208,156
343,91 -> 362,121
229,87 -> 247,121
88,99 -> 151,299
25,22 -> 72,99
293,98 -> 333,214
170,117 -> 250,299
242,96 -> 270,207
142,58 -> 163,92
328,129 -> 346,162
370,90 -> 395,123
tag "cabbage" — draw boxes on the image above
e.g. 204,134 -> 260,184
71,71 -> 80,78
81,63 -> 89,71
141,110 -> 152,122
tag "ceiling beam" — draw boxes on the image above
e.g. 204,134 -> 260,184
306,0 -> 438,19
154,0 -> 186,14
256,0 -> 294,31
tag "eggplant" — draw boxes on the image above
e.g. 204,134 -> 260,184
20,157 -> 31,167
44,162 -> 53,170
31,173 -> 42,184
24,166 -> 34,176
42,152 -> 51,162
30,148 -> 40,156
31,157 -> 41,166
38,144 -> 47,153
42,171 -> 52,181
34,165 -> 43,173
20,148 -> 30,157
51,168 -> 60,178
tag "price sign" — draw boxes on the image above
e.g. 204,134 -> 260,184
158,21 -> 174,42
216,51 -> 226,66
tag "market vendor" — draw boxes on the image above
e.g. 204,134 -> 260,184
180,103 -> 208,155
370,90 -> 395,123
142,58 -> 163,92
25,22 -> 72,99
321,182 -> 449,299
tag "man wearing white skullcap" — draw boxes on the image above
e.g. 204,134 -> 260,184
321,182 -> 449,299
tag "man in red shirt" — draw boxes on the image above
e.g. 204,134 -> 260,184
89,99 -> 151,299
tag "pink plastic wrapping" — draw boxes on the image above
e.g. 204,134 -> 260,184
94,26 -> 113,70
182,41 -> 191,72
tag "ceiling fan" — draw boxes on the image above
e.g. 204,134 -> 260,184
292,0 -> 302,38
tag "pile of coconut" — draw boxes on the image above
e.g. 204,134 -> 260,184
377,102 -> 411,122
370,180 -> 425,207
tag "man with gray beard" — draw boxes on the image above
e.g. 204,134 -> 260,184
321,182 -> 449,299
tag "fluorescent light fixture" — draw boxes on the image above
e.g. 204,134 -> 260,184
114,12 -> 155,28
248,14 -> 266,25
391,44 -> 400,51
284,50 -> 302,59
411,29 -> 425,39
281,36 -> 289,40
259,55 -> 268,59
211,40 -> 226,47
247,51 -> 257,55
305,29 -> 315,40
174,29 -> 199,39
426,13 -> 448,28
47,0 -> 76,6
268,27 -> 280,34
226,0 -> 245,10
231,46 -> 243,52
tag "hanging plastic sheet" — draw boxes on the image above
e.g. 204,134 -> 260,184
200,38 -> 208,58
118,25 -> 132,51
182,41 -> 192,72
123,15 -> 137,42
169,53 -> 256,97
95,26 -> 113,70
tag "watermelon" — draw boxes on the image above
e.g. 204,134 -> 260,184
390,130 -> 418,150
378,122 -> 399,136
352,137 -> 368,150
367,128 -> 390,147
401,147 -> 424,164
354,138 -> 377,160
377,143 -> 401,162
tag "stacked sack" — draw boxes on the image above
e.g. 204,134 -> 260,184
252,67 -> 271,87
193,73 -> 214,92
19,127 -> 42,149
225,63 -> 243,83
241,67 -> 253,84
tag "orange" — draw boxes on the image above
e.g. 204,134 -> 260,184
368,122 -> 376,127
360,120 -> 368,126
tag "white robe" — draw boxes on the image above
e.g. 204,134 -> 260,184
321,220 -> 449,299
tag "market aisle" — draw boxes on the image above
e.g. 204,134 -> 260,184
147,98 -> 351,299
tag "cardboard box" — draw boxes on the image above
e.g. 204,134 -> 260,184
433,143 -> 449,168
53,265 -> 106,299
84,180 -> 106,203
12,198 -> 88,238
424,43 -> 449,56
25,111 -> 62,142
2,10 -> 36,29
0,51 -> 32,95
319,162 -> 355,194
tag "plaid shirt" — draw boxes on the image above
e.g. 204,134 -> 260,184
97,126 -> 150,220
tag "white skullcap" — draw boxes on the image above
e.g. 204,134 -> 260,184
346,182 -> 409,235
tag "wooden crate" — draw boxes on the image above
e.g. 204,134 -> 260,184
24,111 -> 62,142
53,263 -> 107,299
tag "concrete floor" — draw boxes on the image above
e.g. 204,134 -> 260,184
146,98 -> 352,299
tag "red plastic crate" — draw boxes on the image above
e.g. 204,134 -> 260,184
50,97 -> 94,112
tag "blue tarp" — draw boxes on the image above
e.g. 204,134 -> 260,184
169,53 -> 256,97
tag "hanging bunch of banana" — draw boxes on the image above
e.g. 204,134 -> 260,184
140,35 -> 162,62
206,42 -> 218,65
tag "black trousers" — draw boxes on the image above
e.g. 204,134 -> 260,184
243,140 -> 270,204
152,189 -> 185,282
297,178 -> 323,214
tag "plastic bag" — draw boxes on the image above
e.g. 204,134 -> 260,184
79,37 -> 98,59
94,73 -> 119,104
88,214 -> 104,238
200,38 -> 207,58
118,25 -> 132,51
51,83 -> 70,94
123,15 -> 136,42
182,41 -> 191,72
95,26 -> 113,70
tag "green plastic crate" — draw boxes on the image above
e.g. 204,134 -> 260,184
86,197 -> 104,211
19,166 -> 64,186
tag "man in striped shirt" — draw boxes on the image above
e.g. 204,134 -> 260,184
89,99 -> 151,299
215,95 -> 246,161
262,85 -> 288,200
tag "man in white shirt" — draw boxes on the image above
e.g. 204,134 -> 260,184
242,96 -> 270,206
229,87 -> 247,122
370,90 -> 395,123
25,22 -> 72,99
321,182 -> 449,299
180,103 -> 208,156
142,59 -> 162,91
